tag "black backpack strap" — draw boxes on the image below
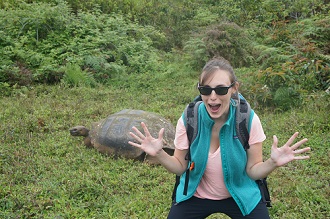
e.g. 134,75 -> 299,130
171,175 -> 181,201
183,100 -> 201,195
185,99 -> 202,145
172,97 -> 201,201
236,96 -> 251,150
256,178 -> 272,207
235,94 -> 272,207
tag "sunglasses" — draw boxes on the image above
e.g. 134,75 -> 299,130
198,82 -> 235,96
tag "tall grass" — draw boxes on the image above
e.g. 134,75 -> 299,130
0,70 -> 329,218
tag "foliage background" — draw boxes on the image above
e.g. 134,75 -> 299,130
0,0 -> 329,218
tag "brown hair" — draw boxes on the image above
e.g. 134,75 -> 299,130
199,57 -> 237,86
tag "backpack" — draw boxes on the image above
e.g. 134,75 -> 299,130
172,94 -> 272,207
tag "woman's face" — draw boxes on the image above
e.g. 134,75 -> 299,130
200,69 -> 238,122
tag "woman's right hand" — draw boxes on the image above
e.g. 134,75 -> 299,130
128,122 -> 164,157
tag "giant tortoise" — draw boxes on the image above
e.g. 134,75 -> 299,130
69,109 -> 175,164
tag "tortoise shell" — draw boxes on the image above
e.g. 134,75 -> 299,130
82,109 -> 175,163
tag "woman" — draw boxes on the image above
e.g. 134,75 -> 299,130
128,58 -> 310,219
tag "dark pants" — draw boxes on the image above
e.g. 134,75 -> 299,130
167,196 -> 270,219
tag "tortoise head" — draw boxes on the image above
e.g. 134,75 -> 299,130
69,126 -> 90,137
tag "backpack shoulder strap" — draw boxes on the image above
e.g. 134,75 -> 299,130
234,94 -> 272,207
184,98 -> 202,145
182,97 -> 202,195
235,93 -> 251,150
172,96 -> 202,200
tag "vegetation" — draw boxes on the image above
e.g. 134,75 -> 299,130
0,83 -> 329,219
0,0 -> 329,109
0,0 -> 329,218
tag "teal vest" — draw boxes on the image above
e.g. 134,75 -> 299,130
175,102 -> 262,216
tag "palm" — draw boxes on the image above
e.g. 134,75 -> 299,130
271,132 -> 310,167
137,132 -> 164,156
128,122 -> 164,157
271,144 -> 295,166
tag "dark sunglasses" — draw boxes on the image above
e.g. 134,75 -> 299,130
198,82 -> 235,96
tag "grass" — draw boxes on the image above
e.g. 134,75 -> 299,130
0,70 -> 329,218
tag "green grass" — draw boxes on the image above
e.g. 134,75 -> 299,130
0,75 -> 329,218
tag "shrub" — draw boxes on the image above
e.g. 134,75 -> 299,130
273,86 -> 301,111
0,1 -> 165,86
0,82 -> 12,96
184,21 -> 254,70
61,63 -> 97,87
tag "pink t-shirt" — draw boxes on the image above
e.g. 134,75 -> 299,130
174,113 -> 266,200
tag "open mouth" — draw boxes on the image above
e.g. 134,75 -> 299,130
209,104 -> 221,112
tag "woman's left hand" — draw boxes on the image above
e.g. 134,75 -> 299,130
270,132 -> 310,167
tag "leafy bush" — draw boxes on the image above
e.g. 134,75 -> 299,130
246,14 -> 330,109
0,0 -> 329,110
243,57 -> 328,110
273,86 -> 301,110
0,82 -> 12,96
184,21 -> 254,70
62,63 -> 97,87
0,1 -> 165,86
0,1 -> 72,85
